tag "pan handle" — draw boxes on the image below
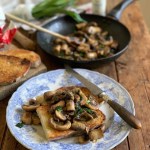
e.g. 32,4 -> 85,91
107,0 -> 134,20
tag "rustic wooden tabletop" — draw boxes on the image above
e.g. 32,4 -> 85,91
0,0 -> 150,150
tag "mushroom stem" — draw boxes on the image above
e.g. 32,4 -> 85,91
66,100 -> 75,111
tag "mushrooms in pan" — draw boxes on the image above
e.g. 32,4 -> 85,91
53,22 -> 118,61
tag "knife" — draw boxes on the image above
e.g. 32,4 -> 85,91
65,65 -> 142,129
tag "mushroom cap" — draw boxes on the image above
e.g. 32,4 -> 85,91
55,110 -> 66,121
49,118 -> 71,131
22,104 -> 40,111
21,111 -> 32,125
89,128 -> 103,142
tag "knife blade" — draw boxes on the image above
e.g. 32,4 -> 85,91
65,65 -> 142,129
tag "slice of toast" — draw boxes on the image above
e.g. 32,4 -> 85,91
0,49 -> 41,68
0,55 -> 31,85
36,105 -> 105,141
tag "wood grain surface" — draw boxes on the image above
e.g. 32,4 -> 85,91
0,1 -> 150,150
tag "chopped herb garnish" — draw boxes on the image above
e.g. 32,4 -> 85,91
86,99 -> 91,104
83,107 -> 93,114
75,105 -> 83,117
16,122 -> 24,128
79,52 -> 85,57
56,106 -> 63,111
99,44 -> 105,49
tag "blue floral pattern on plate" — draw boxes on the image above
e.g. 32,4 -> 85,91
6,69 -> 135,150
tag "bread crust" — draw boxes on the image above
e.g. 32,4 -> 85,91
0,49 -> 41,68
0,55 -> 31,85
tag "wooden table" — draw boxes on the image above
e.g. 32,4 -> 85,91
0,1 -> 150,150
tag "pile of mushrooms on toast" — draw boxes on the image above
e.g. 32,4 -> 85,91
21,86 -> 106,144
53,22 -> 118,61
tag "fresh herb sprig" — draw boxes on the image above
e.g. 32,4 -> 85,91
32,0 -> 86,23
55,106 -> 63,111
16,122 -> 24,128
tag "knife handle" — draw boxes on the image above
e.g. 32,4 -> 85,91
99,93 -> 142,129
107,100 -> 141,129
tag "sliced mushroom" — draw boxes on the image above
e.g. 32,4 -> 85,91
78,134 -> 89,144
86,52 -> 97,59
61,44 -> 71,55
32,113 -> 41,125
89,128 -> 104,142
79,90 -> 88,105
50,118 -> 71,131
50,100 -> 65,111
77,111 -> 93,121
101,36 -> 113,46
36,95 -> 46,105
54,45 -> 61,53
29,99 -> 36,105
65,91 -> 74,100
84,96 -> 99,110
76,22 -> 87,29
72,87 -> 81,94
21,111 -> 32,125
71,120 -> 89,132
86,26 -> 101,34
77,43 -> 90,53
50,90 -> 69,104
22,102 -> 40,112
44,91 -> 56,102
74,94 -> 80,102
111,40 -> 118,49
88,38 -> 98,47
55,110 -> 66,121
66,100 -> 75,111
54,38 -> 64,44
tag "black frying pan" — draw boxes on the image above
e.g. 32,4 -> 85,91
37,0 -> 133,68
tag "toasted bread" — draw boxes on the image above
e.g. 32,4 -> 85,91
36,86 -> 105,141
0,55 -> 31,85
0,49 -> 41,68
36,105 -> 105,140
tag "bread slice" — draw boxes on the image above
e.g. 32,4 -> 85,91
36,105 -> 105,141
0,55 -> 31,85
0,49 -> 41,68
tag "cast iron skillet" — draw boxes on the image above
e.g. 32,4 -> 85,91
37,0 -> 133,68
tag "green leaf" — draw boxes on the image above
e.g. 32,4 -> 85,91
86,99 -> 91,104
64,10 -> 86,23
75,105 -> 83,117
56,106 -> 63,111
16,122 -> 24,128
32,0 -> 75,18
31,0 -> 86,23
83,107 -> 93,114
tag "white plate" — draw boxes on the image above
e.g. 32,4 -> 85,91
6,69 -> 134,150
